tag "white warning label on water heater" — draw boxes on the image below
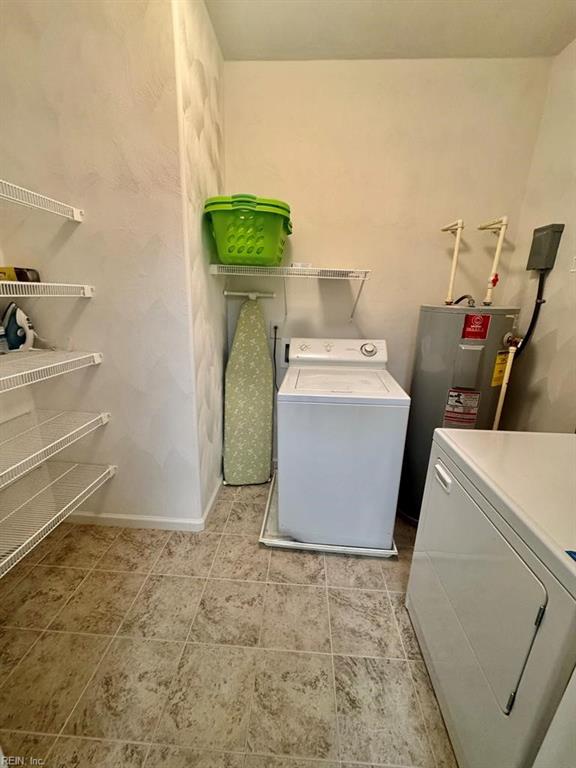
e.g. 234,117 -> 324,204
443,388 -> 481,429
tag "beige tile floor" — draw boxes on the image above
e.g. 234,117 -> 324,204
0,485 -> 457,768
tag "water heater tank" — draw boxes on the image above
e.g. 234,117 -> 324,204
400,304 -> 519,521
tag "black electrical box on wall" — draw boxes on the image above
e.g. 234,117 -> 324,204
526,223 -> 565,271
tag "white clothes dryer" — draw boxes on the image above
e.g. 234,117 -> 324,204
407,429 -> 576,768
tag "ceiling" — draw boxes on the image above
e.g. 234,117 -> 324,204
206,0 -> 576,60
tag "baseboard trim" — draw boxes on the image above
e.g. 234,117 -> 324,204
68,510 -> 205,532
69,475 -> 224,532
201,476 -> 223,526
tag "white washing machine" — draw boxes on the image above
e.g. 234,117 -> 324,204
407,429 -> 576,768
272,337 -> 410,555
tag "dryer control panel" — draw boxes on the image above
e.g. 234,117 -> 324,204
289,338 -> 388,366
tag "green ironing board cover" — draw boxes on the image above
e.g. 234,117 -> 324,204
224,299 -> 273,485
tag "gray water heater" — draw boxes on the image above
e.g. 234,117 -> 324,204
400,304 -> 519,520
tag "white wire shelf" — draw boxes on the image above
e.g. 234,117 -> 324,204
0,179 -> 84,222
0,280 -> 95,298
0,409 -> 110,491
209,264 -> 371,280
0,461 -> 116,577
0,350 -> 103,394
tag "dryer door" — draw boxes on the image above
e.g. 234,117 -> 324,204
421,458 -> 548,713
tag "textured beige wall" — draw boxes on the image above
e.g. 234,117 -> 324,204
224,58 -> 551,387
0,0 -> 224,526
172,0 -> 226,514
502,39 -> 576,433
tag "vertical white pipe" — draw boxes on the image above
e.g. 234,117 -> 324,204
442,219 -> 463,304
446,224 -> 463,304
483,217 -> 508,305
493,345 -> 516,430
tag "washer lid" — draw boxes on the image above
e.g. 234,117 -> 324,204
297,368 -> 388,392
279,366 -> 410,405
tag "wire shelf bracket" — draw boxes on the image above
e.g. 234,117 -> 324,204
0,179 -> 84,222
0,409 -> 110,491
0,461 -> 116,577
0,281 -> 95,298
0,350 -> 103,394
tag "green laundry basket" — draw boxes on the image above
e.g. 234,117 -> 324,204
204,194 -> 292,266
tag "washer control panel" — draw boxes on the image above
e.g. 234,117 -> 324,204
289,338 -> 388,366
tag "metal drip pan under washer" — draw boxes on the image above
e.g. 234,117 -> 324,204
259,473 -> 398,558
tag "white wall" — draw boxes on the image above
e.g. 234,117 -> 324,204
224,58 -> 551,387
502,39 -> 576,433
0,0 -> 225,527
173,0 -> 226,516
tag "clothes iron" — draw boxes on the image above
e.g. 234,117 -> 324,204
1,302 -> 35,350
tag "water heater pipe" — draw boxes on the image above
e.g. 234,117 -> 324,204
492,343 -> 517,430
441,219 -> 464,304
479,216 -> 508,305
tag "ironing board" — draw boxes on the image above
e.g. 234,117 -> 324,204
223,299 -> 273,485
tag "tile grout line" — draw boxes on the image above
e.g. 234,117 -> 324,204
248,751 -> 417,767
41,527 -> 129,632
324,553 -> 342,763
381,572 -> 438,764
0,566 -> 33,604
240,491 -> 272,756
0,526 -> 125,694
380,556 -> 390,597
381,564 -> 410,665
381,552 -> 439,768
22,564 -> 392,591
380,554 -> 419,665
36,524 -> 123,571
407,658 -> 442,768
241,569 -> 269,755
137,527 -> 207,766
214,490 -> 265,757
263,535 -> 272,585
22,556 -> 406,595
0,623 -> 411,662
0,726 -> 419,768
140,528 -> 223,767
205,497 -> 233,534
0,624 -> 175,641
0,727 -> 252,758
41,529 -> 176,764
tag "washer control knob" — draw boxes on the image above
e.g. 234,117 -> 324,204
299,343 -> 309,351
324,343 -> 333,351
360,343 -> 377,357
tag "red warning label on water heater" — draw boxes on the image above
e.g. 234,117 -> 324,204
443,388 -> 481,429
462,313 -> 491,340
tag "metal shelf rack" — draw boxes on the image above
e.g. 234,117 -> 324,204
0,461 -> 116,576
209,264 -> 370,280
0,179 -> 84,222
0,281 -> 95,298
0,180 -> 116,579
210,264 -> 371,319
0,409 -> 110,491
0,350 -> 103,394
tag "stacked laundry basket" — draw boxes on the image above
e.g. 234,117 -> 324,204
204,193 -> 292,267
